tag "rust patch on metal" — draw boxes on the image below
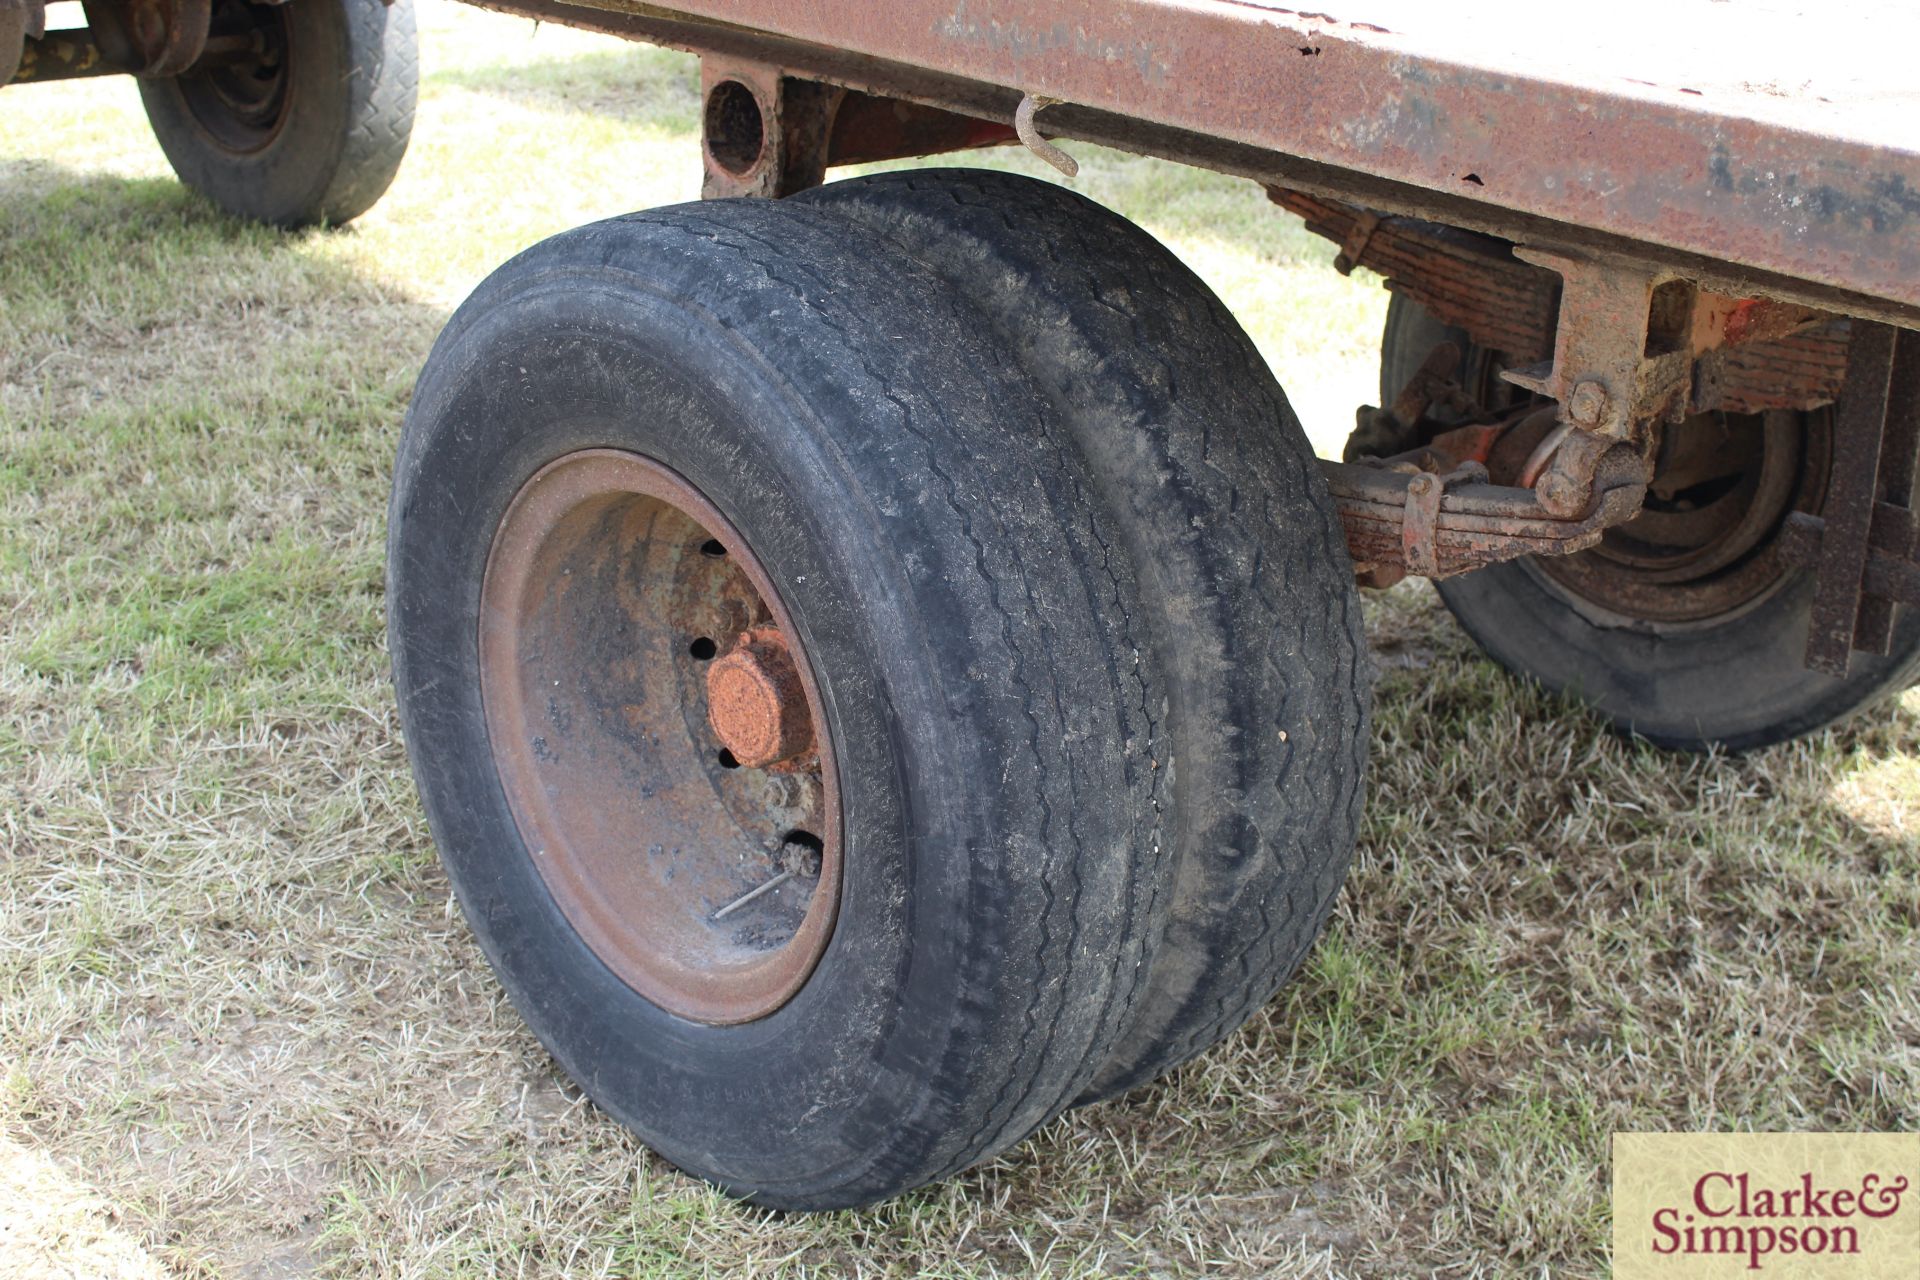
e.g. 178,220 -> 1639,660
642,0 -> 1920,312
457,0 -> 1920,326
10,26 -> 112,82
77,0 -> 209,77
699,57 -> 1015,199
700,60 -> 837,198
1801,323 -> 1910,676
1711,322 -> 1851,415
825,91 -> 1015,167
1278,189 -> 1856,420
1327,451 -> 1647,581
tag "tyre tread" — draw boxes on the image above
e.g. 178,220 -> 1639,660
801,170 -> 1369,1099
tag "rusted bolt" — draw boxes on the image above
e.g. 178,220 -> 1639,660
706,627 -> 813,767
1537,471 -> 1583,516
1407,473 -> 1436,497
1566,380 -> 1608,427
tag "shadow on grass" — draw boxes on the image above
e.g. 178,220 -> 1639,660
1,162 -> 445,700
0,160 -> 442,319
4,159 -> 297,245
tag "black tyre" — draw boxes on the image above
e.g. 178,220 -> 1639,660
138,0 -> 416,227
388,199 -> 1165,1208
802,170 -> 1370,1100
1383,295 -> 1920,750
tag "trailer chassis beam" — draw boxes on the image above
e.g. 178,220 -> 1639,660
1779,326 -> 1920,676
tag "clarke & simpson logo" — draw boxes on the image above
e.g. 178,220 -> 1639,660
1613,1134 -> 1919,1279
1650,1169 -> 1908,1269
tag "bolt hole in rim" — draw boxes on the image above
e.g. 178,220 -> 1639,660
479,450 -> 840,1025
703,79 -> 767,177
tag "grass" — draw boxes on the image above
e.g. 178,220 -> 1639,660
2,3 -> 1916,1275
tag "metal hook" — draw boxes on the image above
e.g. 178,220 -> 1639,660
1015,94 -> 1079,178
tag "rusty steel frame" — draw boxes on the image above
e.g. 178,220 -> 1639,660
17,0 -> 1920,648
9,28 -> 116,83
696,59 -> 1015,199
460,0 -> 1920,332
1780,327 -> 1920,676
1273,189 -> 1855,421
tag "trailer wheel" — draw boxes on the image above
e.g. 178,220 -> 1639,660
138,0 -> 416,227
802,170 -> 1369,1101
388,199 -> 1165,1209
1383,296 -> 1920,750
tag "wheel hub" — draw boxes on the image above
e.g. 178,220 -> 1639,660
1534,408 -> 1829,626
177,0 -> 292,154
706,627 -> 814,768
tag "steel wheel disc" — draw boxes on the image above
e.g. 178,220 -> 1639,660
478,449 -> 841,1025
177,0 -> 294,154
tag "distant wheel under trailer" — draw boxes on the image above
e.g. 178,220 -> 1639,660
1379,295 -> 1920,751
4,0 -> 415,227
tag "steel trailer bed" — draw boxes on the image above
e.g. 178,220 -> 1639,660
466,0 -> 1920,326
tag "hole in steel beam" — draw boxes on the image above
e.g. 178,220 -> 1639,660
704,80 -> 766,177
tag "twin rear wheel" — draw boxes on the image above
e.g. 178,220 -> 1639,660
388,173 -> 1368,1209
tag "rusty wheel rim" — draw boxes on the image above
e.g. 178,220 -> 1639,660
479,450 -> 841,1025
178,0 -> 292,154
1534,408 -> 1831,627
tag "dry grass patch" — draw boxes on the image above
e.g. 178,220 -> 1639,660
3,4 -> 1916,1276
